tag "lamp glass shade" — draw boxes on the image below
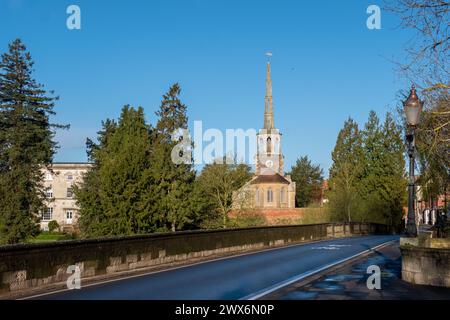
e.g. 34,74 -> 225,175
403,87 -> 423,126
404,103 -> 422,126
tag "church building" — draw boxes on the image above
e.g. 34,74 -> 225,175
233,61 -> 296,210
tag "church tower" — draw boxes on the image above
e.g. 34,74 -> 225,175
232,59 -> 296,211
255,61 -> 284,176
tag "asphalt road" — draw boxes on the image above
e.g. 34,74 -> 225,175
264,240 -> 450,300
34,235 -> 398,300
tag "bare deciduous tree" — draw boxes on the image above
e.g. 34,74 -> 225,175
385,0 -> 449,91
385,0 -> 449,204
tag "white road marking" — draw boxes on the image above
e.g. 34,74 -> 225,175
311,244 -> 352,250
329,244 -> 352,247
20,236 -> 371,300
240,239 -> 397,300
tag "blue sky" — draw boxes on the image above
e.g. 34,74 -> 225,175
0,0 -> 413,174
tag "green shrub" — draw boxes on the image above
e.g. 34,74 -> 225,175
228,213 -> 267,228
300,206 -> 332,224
48,220 -> 59,233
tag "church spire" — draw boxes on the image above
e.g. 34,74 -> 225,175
264,60 -> 274,130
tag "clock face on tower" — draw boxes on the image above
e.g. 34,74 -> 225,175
256,132 -> 283,175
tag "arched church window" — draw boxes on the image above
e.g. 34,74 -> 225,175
280,187 -> 285,203
267,188 -> 273,203
267,137 -> 272,154
255,188 -> 260,204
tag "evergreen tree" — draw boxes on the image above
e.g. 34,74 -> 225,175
150,84 -> 195,232
288,156 -> 324,207
76,84 -> 196,236
359,111 -> 407,225
0,39 -> 66,244
189,177 -> 217,228
378,112 -> 407,225
74,119 -> 116,236
328,118 -> 364,222
329,112 -> 407,226
359,111 -> 385,221
75,106 -> 158,236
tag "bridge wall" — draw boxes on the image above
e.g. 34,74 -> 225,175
400,236 -> 450,287
0,222 -> 392,298
401,246 -> 450,287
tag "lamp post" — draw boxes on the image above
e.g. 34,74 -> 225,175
403,85 -> 423,237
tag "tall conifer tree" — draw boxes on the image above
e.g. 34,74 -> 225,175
150,84 -> 195,232
359,111 -> 385,221
379,112 -> 407,225
360,111 -> 406,224
329,112 -> 407,226
328,118 -> 364,222
75,106 -> 158,236
0,39 -> 66,244
289,156 -> 324,207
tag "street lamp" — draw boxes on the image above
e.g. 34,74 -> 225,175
403,85 -> 423,237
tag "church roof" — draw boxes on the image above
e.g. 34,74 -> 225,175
250,173 -> 290,185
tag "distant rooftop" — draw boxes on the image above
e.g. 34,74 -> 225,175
250,173 -> 290,185
50,162 -> 93,168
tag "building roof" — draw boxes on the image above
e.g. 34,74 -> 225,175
250,173 -> 290,185
53,162 -> 92,165
49,162 -> 93,169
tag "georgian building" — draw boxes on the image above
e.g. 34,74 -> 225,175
41,163 -> 92,232
233,61 -> 296,210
